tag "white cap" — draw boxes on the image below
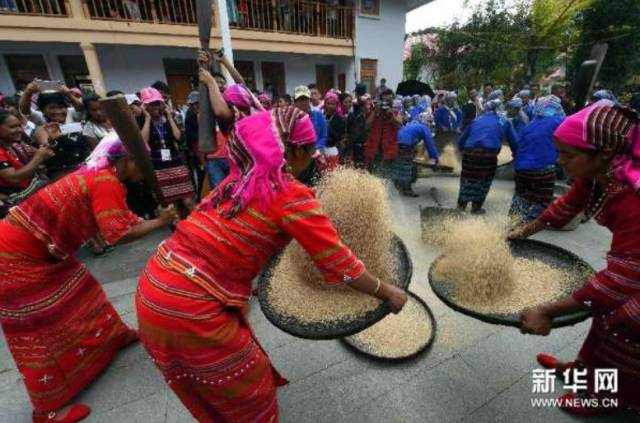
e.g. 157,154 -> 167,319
125,94 -> 141,105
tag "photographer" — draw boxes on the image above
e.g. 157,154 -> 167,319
365,89 -> 403,176
345,87 -> 370,168
19,79 -> 83,126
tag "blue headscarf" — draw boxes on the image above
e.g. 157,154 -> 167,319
488,89 -> 504,101
483,98 -> 502,113
591,89 -> 618,104
518,89 -> 531,99
534,95 -> 565,117
506,98 -> 523,109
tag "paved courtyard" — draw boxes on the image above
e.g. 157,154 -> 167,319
1,176 -> 638,423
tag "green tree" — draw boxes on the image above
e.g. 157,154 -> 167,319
570,0 -> 640,91
403,43 -> 430,81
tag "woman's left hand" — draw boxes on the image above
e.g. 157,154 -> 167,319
521,307 -> 553,336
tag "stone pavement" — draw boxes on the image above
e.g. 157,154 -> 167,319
1,176 -> 638,423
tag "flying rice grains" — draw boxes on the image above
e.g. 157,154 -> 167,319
267,168 -> 399,323
431,218 -> 581,314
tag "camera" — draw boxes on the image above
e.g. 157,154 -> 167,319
379,101 -> 391,111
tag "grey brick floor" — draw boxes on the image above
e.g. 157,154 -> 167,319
1,176 -> 637,423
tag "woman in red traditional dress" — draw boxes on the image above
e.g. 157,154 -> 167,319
136,107 -> 408,423
511,101 -> 640,417
0,134 -> 177,423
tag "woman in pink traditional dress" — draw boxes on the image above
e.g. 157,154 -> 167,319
0,134 -> 177,423
511,101 -> 640,417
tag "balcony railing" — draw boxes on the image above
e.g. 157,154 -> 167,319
229,0 -> 354,40
83,0 -> 199,25
0,0 -> 68,16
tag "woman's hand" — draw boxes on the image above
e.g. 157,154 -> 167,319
520,307 -> 553,336
34,145 -> 55,162
197,49 -> 213,69
199,68 -> 216,88
25,79 -> 40,95
157,205 -> 179,225
380,283 -> 408,314
142,104 -> 151,120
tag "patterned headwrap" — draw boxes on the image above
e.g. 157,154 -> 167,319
506,98 -> 523,109
392,99 -> 403,111
418,112 -> 433,125
483,98 -> 502,113
518,90 -> 531,98
81,132 -> 127,171
591,89 -> 617,104
488,89 -> 504,101
211,106 -> 315,217
418,95 -> 432,109
321,91 -> 344,117
445,91 -> 457,101
554,100 -> 640,191
534,95 -> 565,118
257,93 -> 273,110
223,84 -> 264,112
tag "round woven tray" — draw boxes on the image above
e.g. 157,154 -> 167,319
428,239 -> 594,328
257,234 -> 413,340
341,292 -> 436,362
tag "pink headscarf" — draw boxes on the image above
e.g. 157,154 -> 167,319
223,84 -> 263,112
210,107 -> 316,216
554,100 -> 640,191
81,132 -> 128,172
321,91 -> 344,117
257,93 -> 273,110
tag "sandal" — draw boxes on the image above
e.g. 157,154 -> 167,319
32,404 -> 90,423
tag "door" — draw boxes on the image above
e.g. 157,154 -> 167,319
4,54 -> 50,87
261,62 -> 285,98
360,58 -> 377,95
338,73 -> 346,92
165,74 -> 194,109
315,64 -> 334,95
58,55 -> 89,88
235,60 -> 256,91
163,58 -> 199,108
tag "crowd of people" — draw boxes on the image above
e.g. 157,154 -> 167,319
0,48 -> 639,422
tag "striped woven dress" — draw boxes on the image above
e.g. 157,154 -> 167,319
540,177 -> 640,413
0,168 -> 141,413
136,177 -> 366,422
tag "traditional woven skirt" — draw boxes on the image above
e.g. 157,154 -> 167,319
136,255 -> 287,423
0,221 -> 131,412
575,315 -> 640,413
509,166 -> 556,224
458,148 -> 499,205
391,145 -> 417,184
153,159 -> 195,204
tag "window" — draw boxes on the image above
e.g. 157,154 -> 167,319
4,54 -> 50,89
360,0 -> 380,17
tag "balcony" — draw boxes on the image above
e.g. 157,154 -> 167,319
83,0 -> 199,25
229,0 -> 354,40
0,0 -> 68,16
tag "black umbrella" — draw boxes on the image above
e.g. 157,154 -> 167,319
396,80 -> 435,98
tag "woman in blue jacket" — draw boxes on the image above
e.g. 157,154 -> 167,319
508,95 -> 565,223
457,99 -> 518,214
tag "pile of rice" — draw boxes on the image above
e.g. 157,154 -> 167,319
431,218 -> 580,314
349,295 -> 433,358
267,168 -> 398,323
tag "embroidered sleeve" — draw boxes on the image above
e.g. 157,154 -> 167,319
539,177 -> 591,228
90,173 -> 142,245
275,186 -> 365,285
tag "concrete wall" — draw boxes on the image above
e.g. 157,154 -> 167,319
355,0 -> 408,93
96,45 -> 196,93
0,41 -> 83,94
234,50 -> 354,95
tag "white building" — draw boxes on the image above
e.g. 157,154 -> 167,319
0,1 -> 432,105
